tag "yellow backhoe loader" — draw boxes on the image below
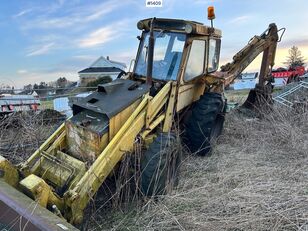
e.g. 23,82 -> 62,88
0,7 -> 284,230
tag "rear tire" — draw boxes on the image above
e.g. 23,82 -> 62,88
184,92 -> 225,156
141,133 -> 181,197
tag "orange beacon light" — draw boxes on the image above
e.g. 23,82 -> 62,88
208,6 -> 215,28
208,6 -> 215,20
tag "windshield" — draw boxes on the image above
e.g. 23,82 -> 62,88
135,31 -> 186,81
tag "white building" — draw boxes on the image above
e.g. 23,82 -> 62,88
232,72 -> 258,90
78,56 -> 127,86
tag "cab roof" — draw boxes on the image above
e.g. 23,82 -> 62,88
137,18 -> 221,37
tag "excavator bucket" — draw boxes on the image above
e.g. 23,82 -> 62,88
242,84 -> 274,109
0,180 -> 78,231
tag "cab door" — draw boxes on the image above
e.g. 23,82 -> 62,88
176,37 -> 221,112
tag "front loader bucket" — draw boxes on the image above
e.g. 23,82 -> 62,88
0,180 -> 78,231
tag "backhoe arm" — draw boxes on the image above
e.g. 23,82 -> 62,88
220,23 -> 279,88
206,23 -> 283,107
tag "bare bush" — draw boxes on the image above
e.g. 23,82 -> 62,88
0,111 -> 64,164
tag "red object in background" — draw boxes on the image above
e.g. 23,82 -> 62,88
8,105 -> 14,111
30,104 -> 38,110
272,66 -> 305,83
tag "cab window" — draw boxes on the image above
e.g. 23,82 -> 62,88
208,39 -> 220,72
184,40 -> 206,81
135,32 -> 186,81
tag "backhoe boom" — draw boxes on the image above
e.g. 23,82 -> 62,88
220,23 -> 280,88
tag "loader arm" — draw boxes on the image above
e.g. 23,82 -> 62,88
0,80 -> 176,225
65,82 -> 176,224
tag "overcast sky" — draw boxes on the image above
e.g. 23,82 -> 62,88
1,0 -> 308,87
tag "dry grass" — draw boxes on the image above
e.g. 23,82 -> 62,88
1,105 -> 307,231
91,106 -> 308,231
84,133 -> 184,231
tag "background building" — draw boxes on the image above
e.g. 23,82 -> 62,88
0,94 -> 40,114
78,56 -> 127,86
231,72 -> 258,90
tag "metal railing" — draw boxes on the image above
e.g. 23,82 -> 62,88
273,81 -> 308,107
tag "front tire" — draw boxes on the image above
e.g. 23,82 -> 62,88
184,92 -> 225,156
141,133 -> 181,197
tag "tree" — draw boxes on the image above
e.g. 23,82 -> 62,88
56,77 -> 68,88
38,82 -> 47,88
23,84 -> 33,90
284,46 -> 306,69
86,76 -> 112,87
32,82 -> 49,96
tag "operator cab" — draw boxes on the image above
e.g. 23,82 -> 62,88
135,30 -> 185,81
133,17 -> 222,83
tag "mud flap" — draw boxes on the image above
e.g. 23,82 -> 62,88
0,180 -> 78,231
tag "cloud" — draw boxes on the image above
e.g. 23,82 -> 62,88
13,9 -> 33,18
17,70 -> 28,74
13,69 -> 78,87
59,55 -> 97,68
21,0 -> 125,30
83,5 -> 116,21
23,18 -> 132,58
279,37 -> 308,49
193,0 -> 216,5
26,43 -> 55,56
78,26 -> 116,48
56,0 -> 66,6
72,55 -> 97,62
108,51 -> 135,69
228,15 -> 251,25
14,1 -> 136,61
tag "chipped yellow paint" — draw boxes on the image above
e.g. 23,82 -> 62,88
20,174 -> 64,211
0,156 -> 19,187
109,99 -> 141,141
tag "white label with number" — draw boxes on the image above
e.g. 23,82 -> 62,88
146,0 -> 163,7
